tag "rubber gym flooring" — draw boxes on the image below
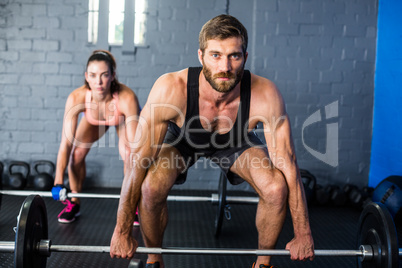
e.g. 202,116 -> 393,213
1,188 -> 362,268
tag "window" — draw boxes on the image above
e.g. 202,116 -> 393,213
88,0 -> 147,49
88,0 -> 99,44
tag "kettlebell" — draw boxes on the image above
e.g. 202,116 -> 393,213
8,161 -> 30,190
315,184 -> 332,205
33,160 -> 55,191
329,185 -> 347,206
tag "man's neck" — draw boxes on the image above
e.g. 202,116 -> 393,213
199,72 -> 241,107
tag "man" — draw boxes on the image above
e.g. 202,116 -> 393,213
110,14 -> 314,268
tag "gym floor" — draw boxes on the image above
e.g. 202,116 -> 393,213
0,188 -> 361,268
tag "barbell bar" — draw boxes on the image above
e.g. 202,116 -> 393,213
0,239 -> 373,257
0,189 -> 259,204
1,195 -> 400,268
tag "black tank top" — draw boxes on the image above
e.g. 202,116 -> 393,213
169,67 -> 252,152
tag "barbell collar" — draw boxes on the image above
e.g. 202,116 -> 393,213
39,239 -> 51,257
0,241 -> 14,253
358,244 -> 373,262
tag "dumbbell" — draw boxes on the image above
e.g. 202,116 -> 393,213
315,184 -> 347,206
363,186 -> 374,199
348,186 -> 374,210
8,161 -> 30,190
32,160 -> 55,191
315,184 -> 331,205
343,184 -> 358,196
329,186 -> 347,206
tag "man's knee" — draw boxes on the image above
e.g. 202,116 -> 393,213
257,169 -> 288,206
141,146 -> 185,206
141,168 -> 175,206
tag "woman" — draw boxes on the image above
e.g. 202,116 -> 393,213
53,50 -> 140,223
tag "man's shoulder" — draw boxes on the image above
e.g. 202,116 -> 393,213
249,72 -> 279,96
249,72 -> 285,116
146,68 -> 189,110
249,71 -> 275,86
153,68 -> 189,97
160,68 -> 189,80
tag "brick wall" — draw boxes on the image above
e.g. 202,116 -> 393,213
0,0 -> 378,191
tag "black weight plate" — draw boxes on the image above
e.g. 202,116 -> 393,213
15,195 -> 48,268
215,171 -> 227,238
357,202 -> 399,268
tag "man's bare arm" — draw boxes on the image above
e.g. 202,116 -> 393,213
110,72 -> 186,259
261,84 -> 314,260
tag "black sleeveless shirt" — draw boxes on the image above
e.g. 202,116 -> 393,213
168,67 -> 254,153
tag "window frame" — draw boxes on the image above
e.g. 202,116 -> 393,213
88,0 -> 148,53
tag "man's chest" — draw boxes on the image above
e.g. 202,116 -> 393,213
197,100 -> 240,133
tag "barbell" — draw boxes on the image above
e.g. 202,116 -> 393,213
0,195 -> 400,268
0,186 -> 259,239
0,189 -> 259,204
0,167 -> 318,238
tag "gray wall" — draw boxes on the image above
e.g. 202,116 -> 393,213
0,0 -> 377,191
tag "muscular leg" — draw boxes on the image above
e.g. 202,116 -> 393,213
140,144 -> 186,267
68,117 -> 108,204
230,147 -> 288,267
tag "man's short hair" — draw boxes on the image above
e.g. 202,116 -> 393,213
199,14 -> 248,54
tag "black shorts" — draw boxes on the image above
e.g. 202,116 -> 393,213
163,128 -> 265,185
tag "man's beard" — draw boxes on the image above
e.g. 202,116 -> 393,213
202,61 -> 244,93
